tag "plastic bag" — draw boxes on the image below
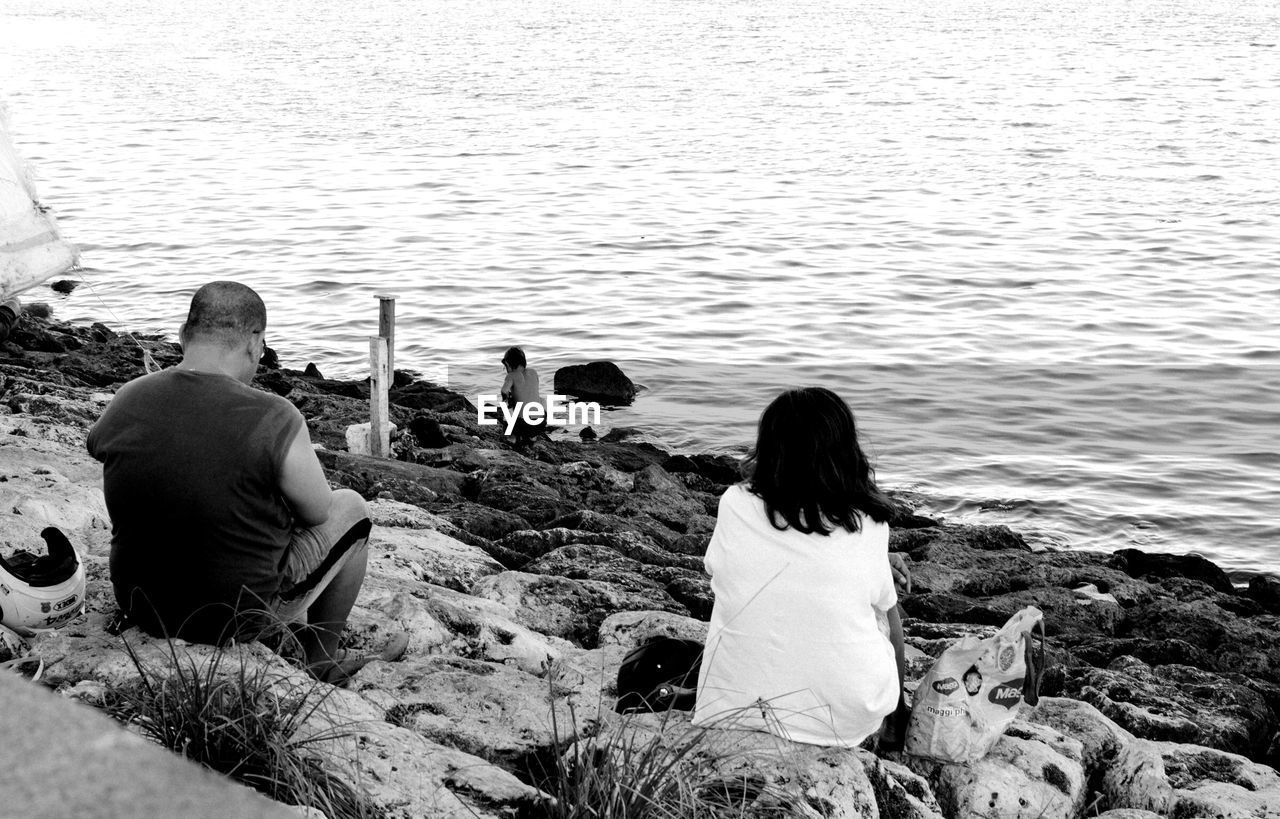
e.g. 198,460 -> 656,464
905,606 -> 1045,763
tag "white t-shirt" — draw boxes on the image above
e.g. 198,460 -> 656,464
691,483 -> 899,747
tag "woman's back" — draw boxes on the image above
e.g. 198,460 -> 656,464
692,483 -> 899,746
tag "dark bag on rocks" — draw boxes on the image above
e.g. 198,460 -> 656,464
615,637 -> 702,713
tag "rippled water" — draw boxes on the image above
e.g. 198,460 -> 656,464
2,0 -> 1277,575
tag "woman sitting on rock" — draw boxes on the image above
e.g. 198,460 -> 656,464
692,387 -> 908,747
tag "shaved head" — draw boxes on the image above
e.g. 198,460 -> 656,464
180,281 -> 267,348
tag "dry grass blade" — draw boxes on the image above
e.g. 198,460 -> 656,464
101,632 -> 382,819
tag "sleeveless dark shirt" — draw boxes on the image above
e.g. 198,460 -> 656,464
87,368 -> 303,643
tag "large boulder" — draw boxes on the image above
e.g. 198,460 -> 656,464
365,501 -> 505,593
317,449 -> 466,502
353,655 -> 596,775
611,491 -> 714,535
434,502 -> 532,542
369,524 -> 504,593
1104,740 -> 1178,814
856,750 -> 945,819
631,463 -> 683,495
597,610 -> 707,649
908,720 -> 1087,819
389,381 -> 477,414
1249,575 -> 1280,614
346,581 -> 577,675
579,711 -> 879,818
1159,741 -> 1280,817
299,690 -> 547,818
1123,595 -> 1280,684
553,361 -> 636,405
1027,697 -> 1176,813
1107,548 -> 1235,594
544,508 -> 681,548
474,478 -> 569,526
1028,697 -> 1133,780
1059,656 -> 1278,760
498,528 -> 702,571
471,571 -> 689,648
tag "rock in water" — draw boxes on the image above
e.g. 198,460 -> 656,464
1248,574 -> 1280,614
554,361 -> 636,405
601,426 -> 641,443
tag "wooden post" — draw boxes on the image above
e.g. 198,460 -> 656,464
369,336 -> 390,458
376,295 -> 397,379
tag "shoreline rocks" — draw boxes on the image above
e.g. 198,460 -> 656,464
3,311 -> 1280,818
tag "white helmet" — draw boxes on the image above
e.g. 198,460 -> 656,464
0,527 -> 86,637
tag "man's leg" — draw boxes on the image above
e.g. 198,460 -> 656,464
299,497 -> 368,676
277,489 -> 399,682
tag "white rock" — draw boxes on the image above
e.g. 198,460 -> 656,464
347,580 -> 575,676
299,704 -> 545,818
351,655 -> 602,769
597,610 -> 707,649
1103,739 -> 1176,813
365,498 -> 455,530
369,524 -> 503,592
1158,741 -> 1280,818
855,749 -> 945,819
1073,583 -> 1120,605
1030,696 -> 1133,773
344,422 -> 398,456
910,720 -> 1087,819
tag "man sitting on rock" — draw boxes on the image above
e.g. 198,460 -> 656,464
88,281 -> 405,684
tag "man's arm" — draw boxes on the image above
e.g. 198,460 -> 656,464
279,424 -> 332,526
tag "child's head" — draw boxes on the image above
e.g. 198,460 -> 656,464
501,346 -> 527,371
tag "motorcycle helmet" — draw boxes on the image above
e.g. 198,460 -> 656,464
0,527 -> 86,637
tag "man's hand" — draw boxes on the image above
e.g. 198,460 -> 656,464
889,552 -> 912,595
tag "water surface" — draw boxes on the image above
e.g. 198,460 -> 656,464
2,0 -> 1277,574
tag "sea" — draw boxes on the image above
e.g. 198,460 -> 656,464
1,0 -> 1277,577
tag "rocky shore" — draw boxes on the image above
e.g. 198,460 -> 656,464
3,310 -> 1280,818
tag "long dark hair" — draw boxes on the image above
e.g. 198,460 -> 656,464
743,387 -> 895,535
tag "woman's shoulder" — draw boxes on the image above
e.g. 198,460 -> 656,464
849,512 -> 890,547
719,482 -> 756,505
716,483 -> 765,520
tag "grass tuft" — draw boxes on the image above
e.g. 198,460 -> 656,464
101,633 -> 382,819
543,696 -> 819,819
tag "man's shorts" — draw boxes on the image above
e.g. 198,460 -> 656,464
274,488 -> 370,623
